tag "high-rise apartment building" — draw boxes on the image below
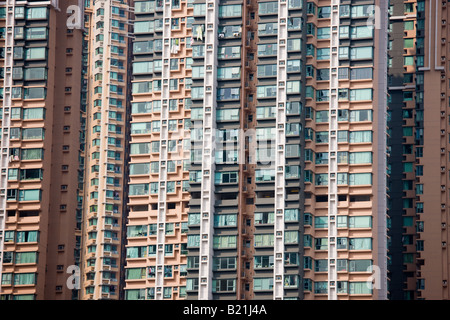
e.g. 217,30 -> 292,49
121,0 -> 389,300
0,0 -> 84,300
79,0 -> 132,300
4,0 -> 450,302
124,0 -> 192,300
387,0 -> 450,300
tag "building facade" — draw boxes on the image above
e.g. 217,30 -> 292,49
0,0 -> 84,300
123,0 -> 389,300
387,0 -> 450,300
79,0 -> 132,300
124,0 -> 192,300
6,0 -> 450,301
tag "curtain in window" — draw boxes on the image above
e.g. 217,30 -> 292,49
315,238 -> 328,250
18,231 -> 38,242
315,173 -> 328,186
349,131 -> 372,143
213,236 -> 237,248
22,128 -> 44,140
14,273 -> 35,285
126,247 -> 138,258
349,260 -> 373,272
349,173 -> 372,185
349,282 -> 372,294
255,234 -> 274,247
314,281 -> 328,294
125,289 -> 144,300
126,268 -> 145,280
15,252 -> 37,264
188,213 -> 201,225
284,231 -> 299,244
13,295 -> 34,300
129,184 -> 149,196
214,214 -> 237,227
130,163 -> 149,175
1,273 -> 12,285
130,143 -> 150,155
314,216 -> 328,228
349,216 -> 372,228
254,278 -> 273,291
337,173 -> 348,185
127,225 -> 147,237
350,238 -> 372,250
349,152 -> 372,164
187,235 -> 200,247
284,209 -> 299,221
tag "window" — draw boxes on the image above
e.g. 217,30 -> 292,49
213,235 -> 237,249
349,282 -> 372,295
16,231 -> 39,243
349,152 -> 372,164
130,143 -> 150,155
24,68 -> 47,80
287,81 -> 301,93
216,109 -> 239,121
349,173 -> 372,185
254,278 -> 273,291
214,171 -> 238,184
351,5 -> 375,18
218,46 -> 241,59
349,131 -> 372,143
317,48 -> 330,60
129,163 -> 150,175
26,7 -> 47,20
26,27 -> 47,40
350,47 -> 373,60
254,256 -> 274,269
217,88 -> 240,100
258,22 -> 278,36
254,212 -> 274,225
254,234 -> 274,247
14,273 -> 36,285
404,56 -> 414,66
285,209 -> 299,222
349,260 -> 373,272
214,214 -> 237,227
349,217 -> 372,228
213,257 -> 236,270
350,26 -> 373,39
258,2 -> 278,14
129,184 -> 149,196
126,268 -> 146,280
349,238 -> 372,250
285,231 -> 299,244
256,106 -> 276,119
315,216 -> 328,228
314,282 -> 328,294
187,235 -> 200,247
351,68 -> 373,80
257,43 -> 277,56
18,189 -> 41,201
315,260 -> 328,272
257,64 -> 277,77
25,47 -> 46,60
219,5 -> 242,17
24,88 -> 46,100
212,279 -> 236,293
23,108 -> 45,120
317,27 -> 330,39
127,225 -> 147,238
350,110 -> 372,122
